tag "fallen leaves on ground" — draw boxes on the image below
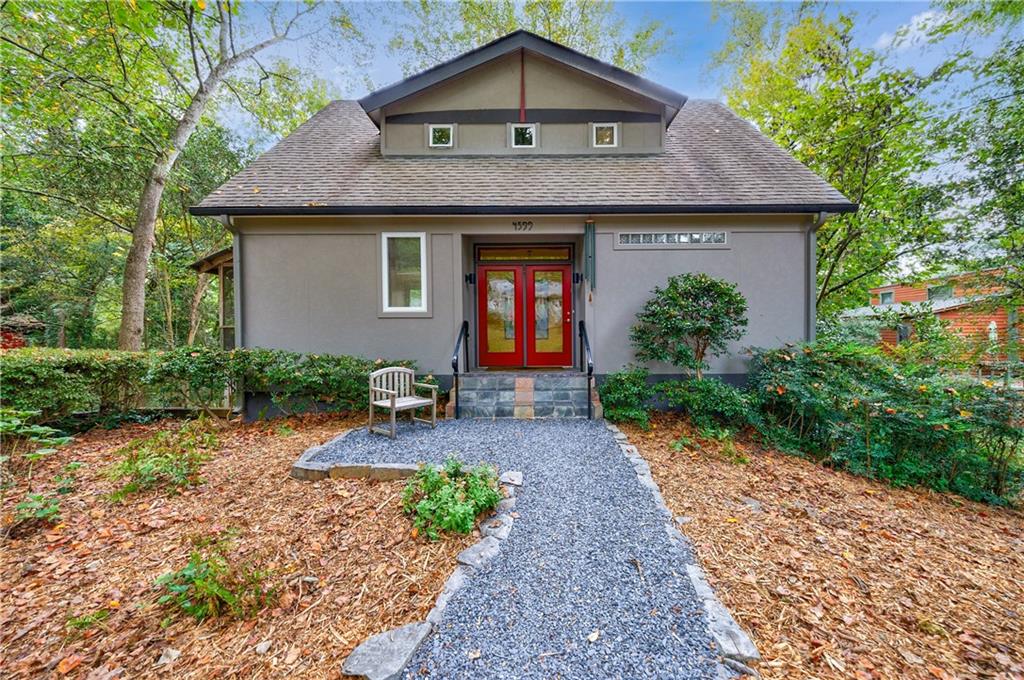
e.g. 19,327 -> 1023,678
623,413 -> 1024,680
1,413 -> 473,679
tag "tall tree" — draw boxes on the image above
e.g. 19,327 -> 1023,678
1,1 -> 353,349
387,0 -> 669,76
710,3 -> 957,314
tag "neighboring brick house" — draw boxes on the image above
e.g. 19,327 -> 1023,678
843,269 -> 1021,362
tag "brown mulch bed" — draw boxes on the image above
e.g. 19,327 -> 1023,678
1,413 -> 474,679
622,413 -> 1024,680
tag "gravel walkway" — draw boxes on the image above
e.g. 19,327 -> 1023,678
310,419 -> 721,679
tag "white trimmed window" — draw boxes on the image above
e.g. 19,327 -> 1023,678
382,232 -> 427,312
878,291 -> 894,305
428,124 -> 453,148
510,123 -> 537,148
592,123 -> 619,147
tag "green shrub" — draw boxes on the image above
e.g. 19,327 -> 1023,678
630,273 -> 748,379
401,456 -> 501,541
155,535 -> 272,621
749,341 -> 1024,504
0,349 -> 148,421
598,366 -> 653,427
107,418 -> 217,501
0,347 -> 418,425
657,378 -> 760,430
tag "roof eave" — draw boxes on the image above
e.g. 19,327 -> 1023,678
189,202 -> 858,217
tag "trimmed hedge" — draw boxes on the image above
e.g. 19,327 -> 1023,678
0,347 -> 419,423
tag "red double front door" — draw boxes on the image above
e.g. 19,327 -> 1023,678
477,264 -> 572,367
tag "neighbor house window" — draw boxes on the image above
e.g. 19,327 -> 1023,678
428,124 -> 453,148
617,231 -> 727,246
511,123 -> 537,148
928,284 -> 954,301
382,232 -> 427,312
878,291 -> 894,305
592,123 -> 618,147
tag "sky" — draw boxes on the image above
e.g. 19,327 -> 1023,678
258,0 -> 958,102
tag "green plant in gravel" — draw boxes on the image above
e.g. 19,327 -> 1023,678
657,378 -> 761,430
107,418 -> 217,502
750,341 -> 1024,504
598,365 -> 653,428
630,273 -> 748,379
155,535 -> 272,621
402,456 -> 502,541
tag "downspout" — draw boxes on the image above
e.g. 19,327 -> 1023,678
806,212 -> 828,342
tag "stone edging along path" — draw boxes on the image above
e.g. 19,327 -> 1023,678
606,421 -> 761,677
290,425 -> 759,679
291,431 -> 524,680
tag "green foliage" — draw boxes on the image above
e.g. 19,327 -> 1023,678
0,351 -> 149,422
388,0 -> 669,76
657,378 -> 760,431
0,408 -> 73,481
0,347 -> 419,425
155,535 -> 272,622
711,5 -> 956,314
401,457 -> 501,541
107,418 -> 217,502
749,341 -> 1024,503
14,492 -> 61,524
598,366 -> 653,428
630,273 -> 748,379
66,609 -> 111,633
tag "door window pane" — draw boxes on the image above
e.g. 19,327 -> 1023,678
384,234 -> 426,311
533,271 -> 564,353
486,271 -> 517,353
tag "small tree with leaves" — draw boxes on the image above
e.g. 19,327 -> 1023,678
630,273 -> 748,379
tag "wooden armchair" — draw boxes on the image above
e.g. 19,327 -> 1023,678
368,367 -> 438,439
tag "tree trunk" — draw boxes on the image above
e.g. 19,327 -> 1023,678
116,86 -> 218,350
186,272 -> 211,345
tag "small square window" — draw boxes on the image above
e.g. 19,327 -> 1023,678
511,123 -> 536,148
593,123 -> 618,147
879,291 -> 894,305
619,234 -> 630,245
654,233 -> 667,243
665,233 -> 678,244
928,284 -> 953,301
629,234 -> 641,244
428,124 -> 453,148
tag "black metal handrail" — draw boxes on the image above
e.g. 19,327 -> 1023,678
578,320 -> 594,419
451,320 -> 469,418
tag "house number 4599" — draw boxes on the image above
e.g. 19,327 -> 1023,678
512,221 -> 534,231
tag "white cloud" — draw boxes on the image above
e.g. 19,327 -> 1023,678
873,10 -> 949,52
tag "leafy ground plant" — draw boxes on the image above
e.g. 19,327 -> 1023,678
155,534 -> 272,622
402,456 -> 501,541
14,491 -> 61,525
1,408 -> 73,483
107,417 -> 217,502
598,365 -> 653,428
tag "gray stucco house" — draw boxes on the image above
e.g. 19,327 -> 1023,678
191,30 -> 855,417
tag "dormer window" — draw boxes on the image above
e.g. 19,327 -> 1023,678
510,123 -> 537,148
428,124 -> 454,148
592,123 -> 619,147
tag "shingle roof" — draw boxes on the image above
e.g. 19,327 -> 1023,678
192,99 -> 856,216
840,294 -> 1003,319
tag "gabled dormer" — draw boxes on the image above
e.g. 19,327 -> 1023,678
359,31 -> 686,156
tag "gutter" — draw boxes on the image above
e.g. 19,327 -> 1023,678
190,202 -> 859,217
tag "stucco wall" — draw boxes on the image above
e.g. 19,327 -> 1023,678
382,51 -> 663,155
233,214 -> 814,379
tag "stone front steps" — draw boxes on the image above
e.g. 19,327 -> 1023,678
446,372 -> 602,419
